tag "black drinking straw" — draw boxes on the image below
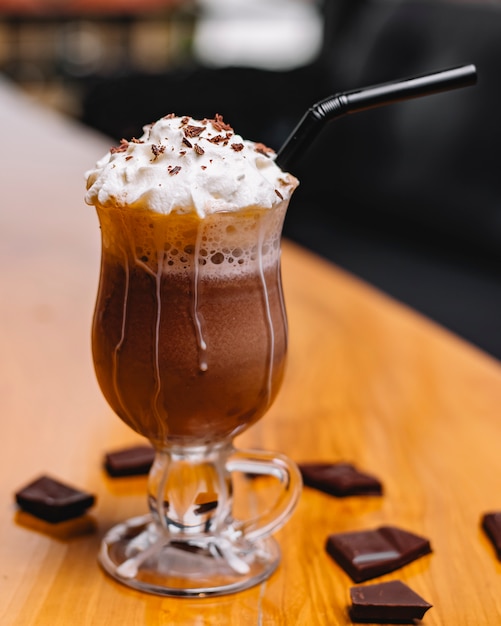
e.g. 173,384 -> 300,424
275,64 -> 477,171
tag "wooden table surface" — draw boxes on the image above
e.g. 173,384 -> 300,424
2,77 -> 501,625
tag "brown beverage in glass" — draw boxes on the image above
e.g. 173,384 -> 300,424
86,114 -> 301,597
92,204 -> 288,447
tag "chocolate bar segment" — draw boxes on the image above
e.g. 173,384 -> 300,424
15,475 -> 95,523
299,462 -> 383,497
104,445 -> 155,477
350,580 -> 432,623
325,525 -> 432,582
482,512 -> 501,560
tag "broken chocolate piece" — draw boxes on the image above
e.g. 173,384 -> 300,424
350,580 -> 432,623
194,501 -> 218,515
15,475 -> 95,523
104,445 -> 155,477
326,525 -> 432,582
481,512 -> 501,559
299,462 -> 383,497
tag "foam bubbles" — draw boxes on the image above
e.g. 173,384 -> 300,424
100,203 -> 286,280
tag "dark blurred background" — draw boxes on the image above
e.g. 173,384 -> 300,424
2,0 -> 501,360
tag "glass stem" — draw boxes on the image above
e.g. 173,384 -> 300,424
147,442 -> 233,539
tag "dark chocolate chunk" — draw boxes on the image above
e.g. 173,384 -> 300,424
15,475 -> 95,523
350,580 -> 432,623
325,525 -> 432,582
299,462 -> 383,497
482,512 -> 501,559
194,501 -> 218,515
104,445 -> 155,477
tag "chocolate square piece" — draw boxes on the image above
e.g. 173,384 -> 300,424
350,580 -> 432,623
299,462 -> 383,497
326,525 -> 432,582
15,475 -> 95,523
482,512 -> 501,559
104,445 -> 155,477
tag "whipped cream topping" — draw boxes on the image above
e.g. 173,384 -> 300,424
85,114 -> 298,217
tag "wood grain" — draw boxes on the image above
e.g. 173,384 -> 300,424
2,79 -> 501,625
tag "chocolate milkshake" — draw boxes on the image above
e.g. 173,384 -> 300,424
86,114 -> 301,596
86,114 -> 298,447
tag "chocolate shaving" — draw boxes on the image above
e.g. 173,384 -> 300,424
231,143 -> 244,152
255,143 -> 274,157
185,125 -> 205,138
275,189 -> 284,200
131,137 -> 144,144
168,166 -> 182,175
194,144 -> 205,156
211,113 -> 232,132
151,144 -> 166,159
182,137 -> 193,149
125,155 -> 133,161
110,139 -> 129,154
208,135 -> 225,144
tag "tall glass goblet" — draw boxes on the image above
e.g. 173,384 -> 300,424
92,199 -> 302,596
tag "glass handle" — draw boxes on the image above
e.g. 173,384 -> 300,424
226,449 -> 302,542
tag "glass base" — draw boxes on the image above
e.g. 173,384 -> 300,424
99,514 -> 281,597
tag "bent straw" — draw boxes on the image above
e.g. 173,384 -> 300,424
275,64 -> 477,171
